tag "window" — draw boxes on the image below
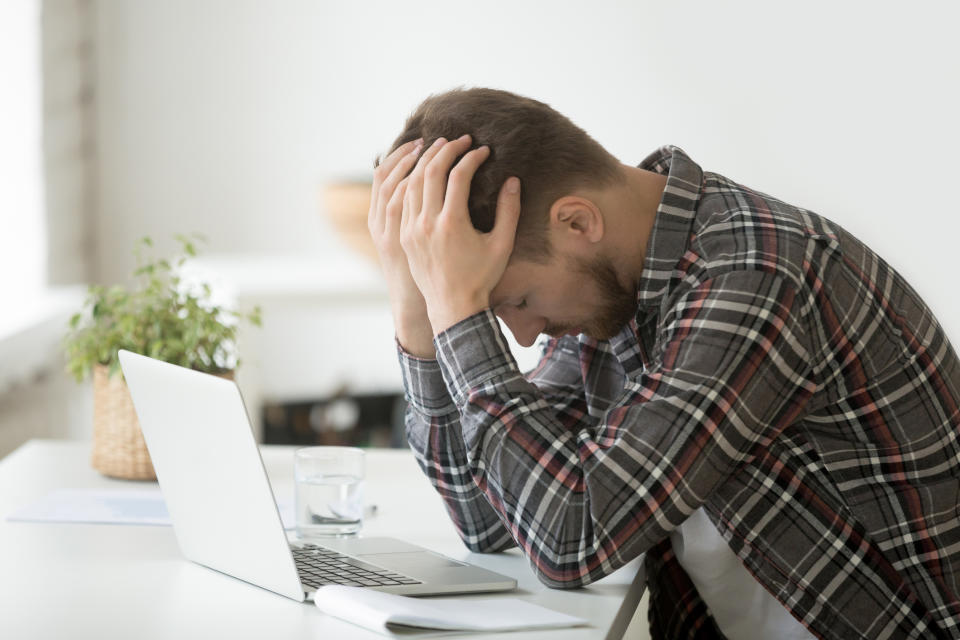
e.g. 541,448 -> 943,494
0,0 -> 46,317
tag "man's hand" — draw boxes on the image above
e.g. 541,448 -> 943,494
367,137 -> 438,358
399,134 -> 521,334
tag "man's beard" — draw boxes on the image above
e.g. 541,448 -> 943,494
544,254 -> 638,341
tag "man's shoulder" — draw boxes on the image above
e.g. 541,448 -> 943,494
688,171 -> 839,291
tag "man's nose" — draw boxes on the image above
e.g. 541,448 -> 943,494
495,307 -> 544,348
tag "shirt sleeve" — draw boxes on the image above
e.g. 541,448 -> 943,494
397,342 -> 516,552
397,333 -> 602,553
432,269 -> 818,588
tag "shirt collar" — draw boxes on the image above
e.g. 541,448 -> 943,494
634,145 -> 705,308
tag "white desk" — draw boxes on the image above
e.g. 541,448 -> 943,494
0,440 -> 647,639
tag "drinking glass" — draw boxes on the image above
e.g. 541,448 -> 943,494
294,446 -> 365,537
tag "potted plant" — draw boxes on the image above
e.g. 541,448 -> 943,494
64,235 -> 261,480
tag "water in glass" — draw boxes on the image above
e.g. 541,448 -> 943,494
296,473 -> 364,537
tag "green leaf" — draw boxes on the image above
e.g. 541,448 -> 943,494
63,232 -> 259,379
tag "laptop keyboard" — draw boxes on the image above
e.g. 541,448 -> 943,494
292,543 -> 422,589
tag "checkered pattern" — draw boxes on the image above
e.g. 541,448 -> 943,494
398,146 -> 960,639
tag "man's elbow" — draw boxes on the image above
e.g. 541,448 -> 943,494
461,538 -> 499,554
457,531 -> 517,554
530,561 -> 594,590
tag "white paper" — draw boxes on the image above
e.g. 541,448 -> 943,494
6,488 -> 296,529
314,586 -> 587,635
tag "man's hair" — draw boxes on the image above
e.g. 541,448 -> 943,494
378,87 -> 623,262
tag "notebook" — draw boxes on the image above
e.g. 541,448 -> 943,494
313,585 -> 587,635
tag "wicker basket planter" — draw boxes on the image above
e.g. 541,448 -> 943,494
91,364 -> 233,480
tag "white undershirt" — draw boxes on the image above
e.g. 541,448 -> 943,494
669,508 -> 815,639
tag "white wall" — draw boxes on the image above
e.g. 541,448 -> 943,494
93,0 -> 960,336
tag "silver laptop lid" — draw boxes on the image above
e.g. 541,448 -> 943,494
118,350 -> 304,601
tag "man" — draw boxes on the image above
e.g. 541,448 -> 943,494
367,87 -> 960,639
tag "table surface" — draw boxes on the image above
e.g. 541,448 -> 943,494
0,440 -> 644,639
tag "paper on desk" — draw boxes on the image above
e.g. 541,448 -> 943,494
6,488 -> 296,529
313,586 -> 587,636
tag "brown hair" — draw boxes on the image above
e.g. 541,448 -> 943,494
377,87 -> 623,262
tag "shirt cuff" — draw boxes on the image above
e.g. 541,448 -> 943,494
434,309 -> 522,412
395,338 -> 458,417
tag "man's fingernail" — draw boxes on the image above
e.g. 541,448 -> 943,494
507,177 -> 520,193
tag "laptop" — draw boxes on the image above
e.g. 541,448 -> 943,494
117,349 -> 517,602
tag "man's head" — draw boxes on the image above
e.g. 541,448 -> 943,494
381,87 -> 660,346
380,87 -> 624,262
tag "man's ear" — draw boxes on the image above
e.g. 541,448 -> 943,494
549,196 -> 604,247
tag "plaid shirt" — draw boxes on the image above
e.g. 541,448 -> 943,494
398,146 -> 960,639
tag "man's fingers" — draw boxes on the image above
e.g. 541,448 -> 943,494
373,143 -> 421,228
406,137 -> 449,220
422,134 -> 473,216
370,138 -> 421,228
492,177 -> 522,250
443,145 -> 491,217
374,138 -> 422,185
384,177 -> 408,235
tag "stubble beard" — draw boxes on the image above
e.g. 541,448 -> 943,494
545,254 -> 638,341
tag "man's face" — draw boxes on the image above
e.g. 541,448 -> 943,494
489,249 -> 638,347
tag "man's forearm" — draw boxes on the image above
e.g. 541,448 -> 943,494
396,343 -> 516,553
392,299 -> 436,359
404,406 -> 516,554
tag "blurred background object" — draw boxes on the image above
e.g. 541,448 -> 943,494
322,181 -> 376,263
263,391 -> 407,449
2,0 -> 958,459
